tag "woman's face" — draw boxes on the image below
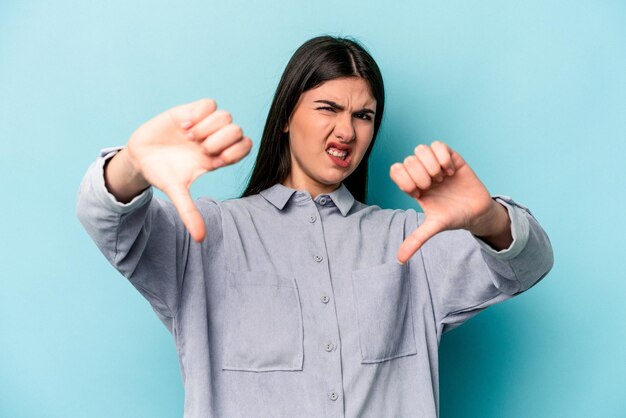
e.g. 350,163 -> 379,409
283,77 -> 377,197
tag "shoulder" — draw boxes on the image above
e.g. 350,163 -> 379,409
195,193 -> 268,215
221,193 -> 268,212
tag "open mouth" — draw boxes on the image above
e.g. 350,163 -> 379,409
325,146 -> 350,160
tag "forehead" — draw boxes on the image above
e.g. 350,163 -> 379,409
305,77 -> 376,107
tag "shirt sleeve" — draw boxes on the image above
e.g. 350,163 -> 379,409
413,196 -> 554,336
75,148 -> 222,330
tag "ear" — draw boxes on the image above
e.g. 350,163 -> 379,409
282,123 -> 289,133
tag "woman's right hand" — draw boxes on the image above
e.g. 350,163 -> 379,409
105,98 -> 252,242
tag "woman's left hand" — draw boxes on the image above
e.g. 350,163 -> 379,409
390,141 -> 513,264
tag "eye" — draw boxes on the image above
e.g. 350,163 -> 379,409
316,106 -> 336,113
353,112 -> 372,121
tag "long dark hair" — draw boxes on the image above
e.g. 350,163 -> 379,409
241,35 -> 385,203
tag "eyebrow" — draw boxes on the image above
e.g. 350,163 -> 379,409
314,100 -> 375,115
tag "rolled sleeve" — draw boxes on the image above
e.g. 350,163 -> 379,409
91,147 -> 153,214
475,195 -> 553,294
474,195 -> 530,261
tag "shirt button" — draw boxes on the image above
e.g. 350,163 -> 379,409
313,254 -> 323,262
324,341 -> 335,352
308,215 -> 317,223
320,294 -> 330,304
319,197 -> 328,205
328,391 -> 339,401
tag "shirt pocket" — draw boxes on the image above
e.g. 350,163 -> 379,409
221,270 -> 304,372
351,262 -> 417,363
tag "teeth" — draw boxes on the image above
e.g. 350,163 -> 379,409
326,147 -> 348,159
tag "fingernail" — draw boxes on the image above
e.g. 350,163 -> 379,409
447,168 -> 454,176
181,120 -> 193,129
186,131 -> 195,141
396,258 -> 405,265
212,158 -> 225,169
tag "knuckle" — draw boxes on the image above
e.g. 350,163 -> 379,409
219,149 -> 232,163
222,111 -> 233,124
202,137 -> 219,153
201,141 -> 213,154
200,98 -> 217,112
212,109 -> 231,124
416,176 -> 431,189
429,167 -> 442,177
232,124 -> 244,138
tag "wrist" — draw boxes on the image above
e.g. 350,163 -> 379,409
104,148 -> 150,203
469,200 -> 513,250
119,148 -> 150,187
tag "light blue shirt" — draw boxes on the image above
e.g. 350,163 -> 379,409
76,149 -> 553,418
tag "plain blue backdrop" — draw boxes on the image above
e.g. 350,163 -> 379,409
1,1 -> 625,417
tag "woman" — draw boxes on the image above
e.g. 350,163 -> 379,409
77,36 -> 553,417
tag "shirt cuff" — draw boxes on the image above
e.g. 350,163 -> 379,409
93,146 -> 153,214
473,195 -> 530,261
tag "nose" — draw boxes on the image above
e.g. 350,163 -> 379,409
333,113 -> 355,143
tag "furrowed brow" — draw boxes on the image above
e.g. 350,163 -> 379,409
314,100 -> 375,115
314,100 -> 345,111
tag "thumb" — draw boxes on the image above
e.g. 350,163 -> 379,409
163,183 -> 206,242
396,218 -> 444,264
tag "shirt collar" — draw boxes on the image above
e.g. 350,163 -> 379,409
259,183 -> 298,211
326,183 -> 356,216
259,183 -> 355,217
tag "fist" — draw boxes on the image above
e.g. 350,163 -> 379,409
127,98 -> 253,242
390,141 -> 494,263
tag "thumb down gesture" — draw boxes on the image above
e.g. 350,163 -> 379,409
390,141 -> 512,264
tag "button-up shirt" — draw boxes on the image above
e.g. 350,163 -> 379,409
76,149 -> 553,418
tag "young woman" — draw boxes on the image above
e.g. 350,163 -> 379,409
77,36 -> 553,417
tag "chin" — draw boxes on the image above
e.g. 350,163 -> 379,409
316,179 -> 342,188
317,172 -> 348,186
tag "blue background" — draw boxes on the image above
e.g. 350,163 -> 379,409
1,1 -> 625,417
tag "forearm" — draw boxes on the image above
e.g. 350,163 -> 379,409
104,147 -> 150,203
